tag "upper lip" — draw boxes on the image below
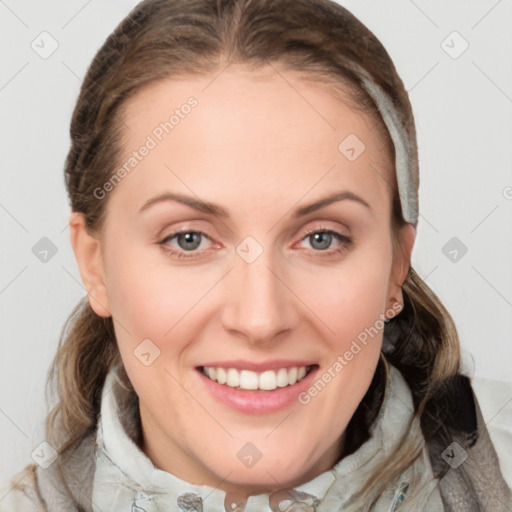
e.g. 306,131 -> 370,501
197,359 -> 317,372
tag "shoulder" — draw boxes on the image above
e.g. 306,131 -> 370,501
471,376 -> 512,492
0,464 -> 46,512
0,430 -> 98,512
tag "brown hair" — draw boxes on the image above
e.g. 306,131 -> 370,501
46,0 -> 461,509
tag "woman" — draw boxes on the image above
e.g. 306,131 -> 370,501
1,0 -> 511,510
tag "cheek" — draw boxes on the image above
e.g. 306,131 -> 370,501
103,242 -> 186,337
104,241 -> 219,353
298,255 -> 390,430
299,250 -> 391,348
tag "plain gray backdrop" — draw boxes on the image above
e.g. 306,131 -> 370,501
1,0 -> 512,489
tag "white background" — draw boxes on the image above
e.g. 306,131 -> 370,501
1,0 -> 511,490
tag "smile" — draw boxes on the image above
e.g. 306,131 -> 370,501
200,365 -> 314,391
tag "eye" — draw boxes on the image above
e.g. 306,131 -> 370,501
158,230 -> 213,258
158,227 -> 352,260
297,228 -> 352,256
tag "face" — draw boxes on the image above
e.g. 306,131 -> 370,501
70,64 -> 414,498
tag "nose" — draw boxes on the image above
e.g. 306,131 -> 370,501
221,245 -> 298,346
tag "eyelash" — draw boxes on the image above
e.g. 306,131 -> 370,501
158,226 -> 352,259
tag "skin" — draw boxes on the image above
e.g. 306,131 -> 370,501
69,64 -> 415,501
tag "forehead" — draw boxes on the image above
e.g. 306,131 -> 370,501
109,65 -> 393,221
121,65 -> 379,146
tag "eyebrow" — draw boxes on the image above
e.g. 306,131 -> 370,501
138,190 -> 372,218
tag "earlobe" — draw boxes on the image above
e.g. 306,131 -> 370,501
68,211 -> 112,318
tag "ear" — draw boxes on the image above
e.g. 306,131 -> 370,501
386,223 -> 416,313
68,211 -> 111,318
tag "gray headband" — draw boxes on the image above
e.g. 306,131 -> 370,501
351,64 -> 419,227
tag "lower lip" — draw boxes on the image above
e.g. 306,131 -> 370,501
195,366 -> 319,414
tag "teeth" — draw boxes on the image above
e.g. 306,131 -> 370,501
276,368 -> 289,387
240,370 -> 259,390
217,367 -> 227,384
201,365 -> 312,391
259,370 -> 277,390
226,368 -> 240,388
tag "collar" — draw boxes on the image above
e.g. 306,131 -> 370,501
92,361 -> 443,511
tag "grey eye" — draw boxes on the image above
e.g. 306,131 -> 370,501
308,232 -> 333,251
176,232 -> 203,251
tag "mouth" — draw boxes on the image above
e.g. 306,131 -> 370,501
197,364 -> 316,392
194,363 -> 320,414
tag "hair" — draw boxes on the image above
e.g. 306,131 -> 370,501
45,0 -> 463,509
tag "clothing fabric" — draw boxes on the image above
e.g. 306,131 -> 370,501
1,362 -> 511,511
354,62 -> 419,226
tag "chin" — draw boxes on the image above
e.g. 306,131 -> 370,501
209,454 -> 317,491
